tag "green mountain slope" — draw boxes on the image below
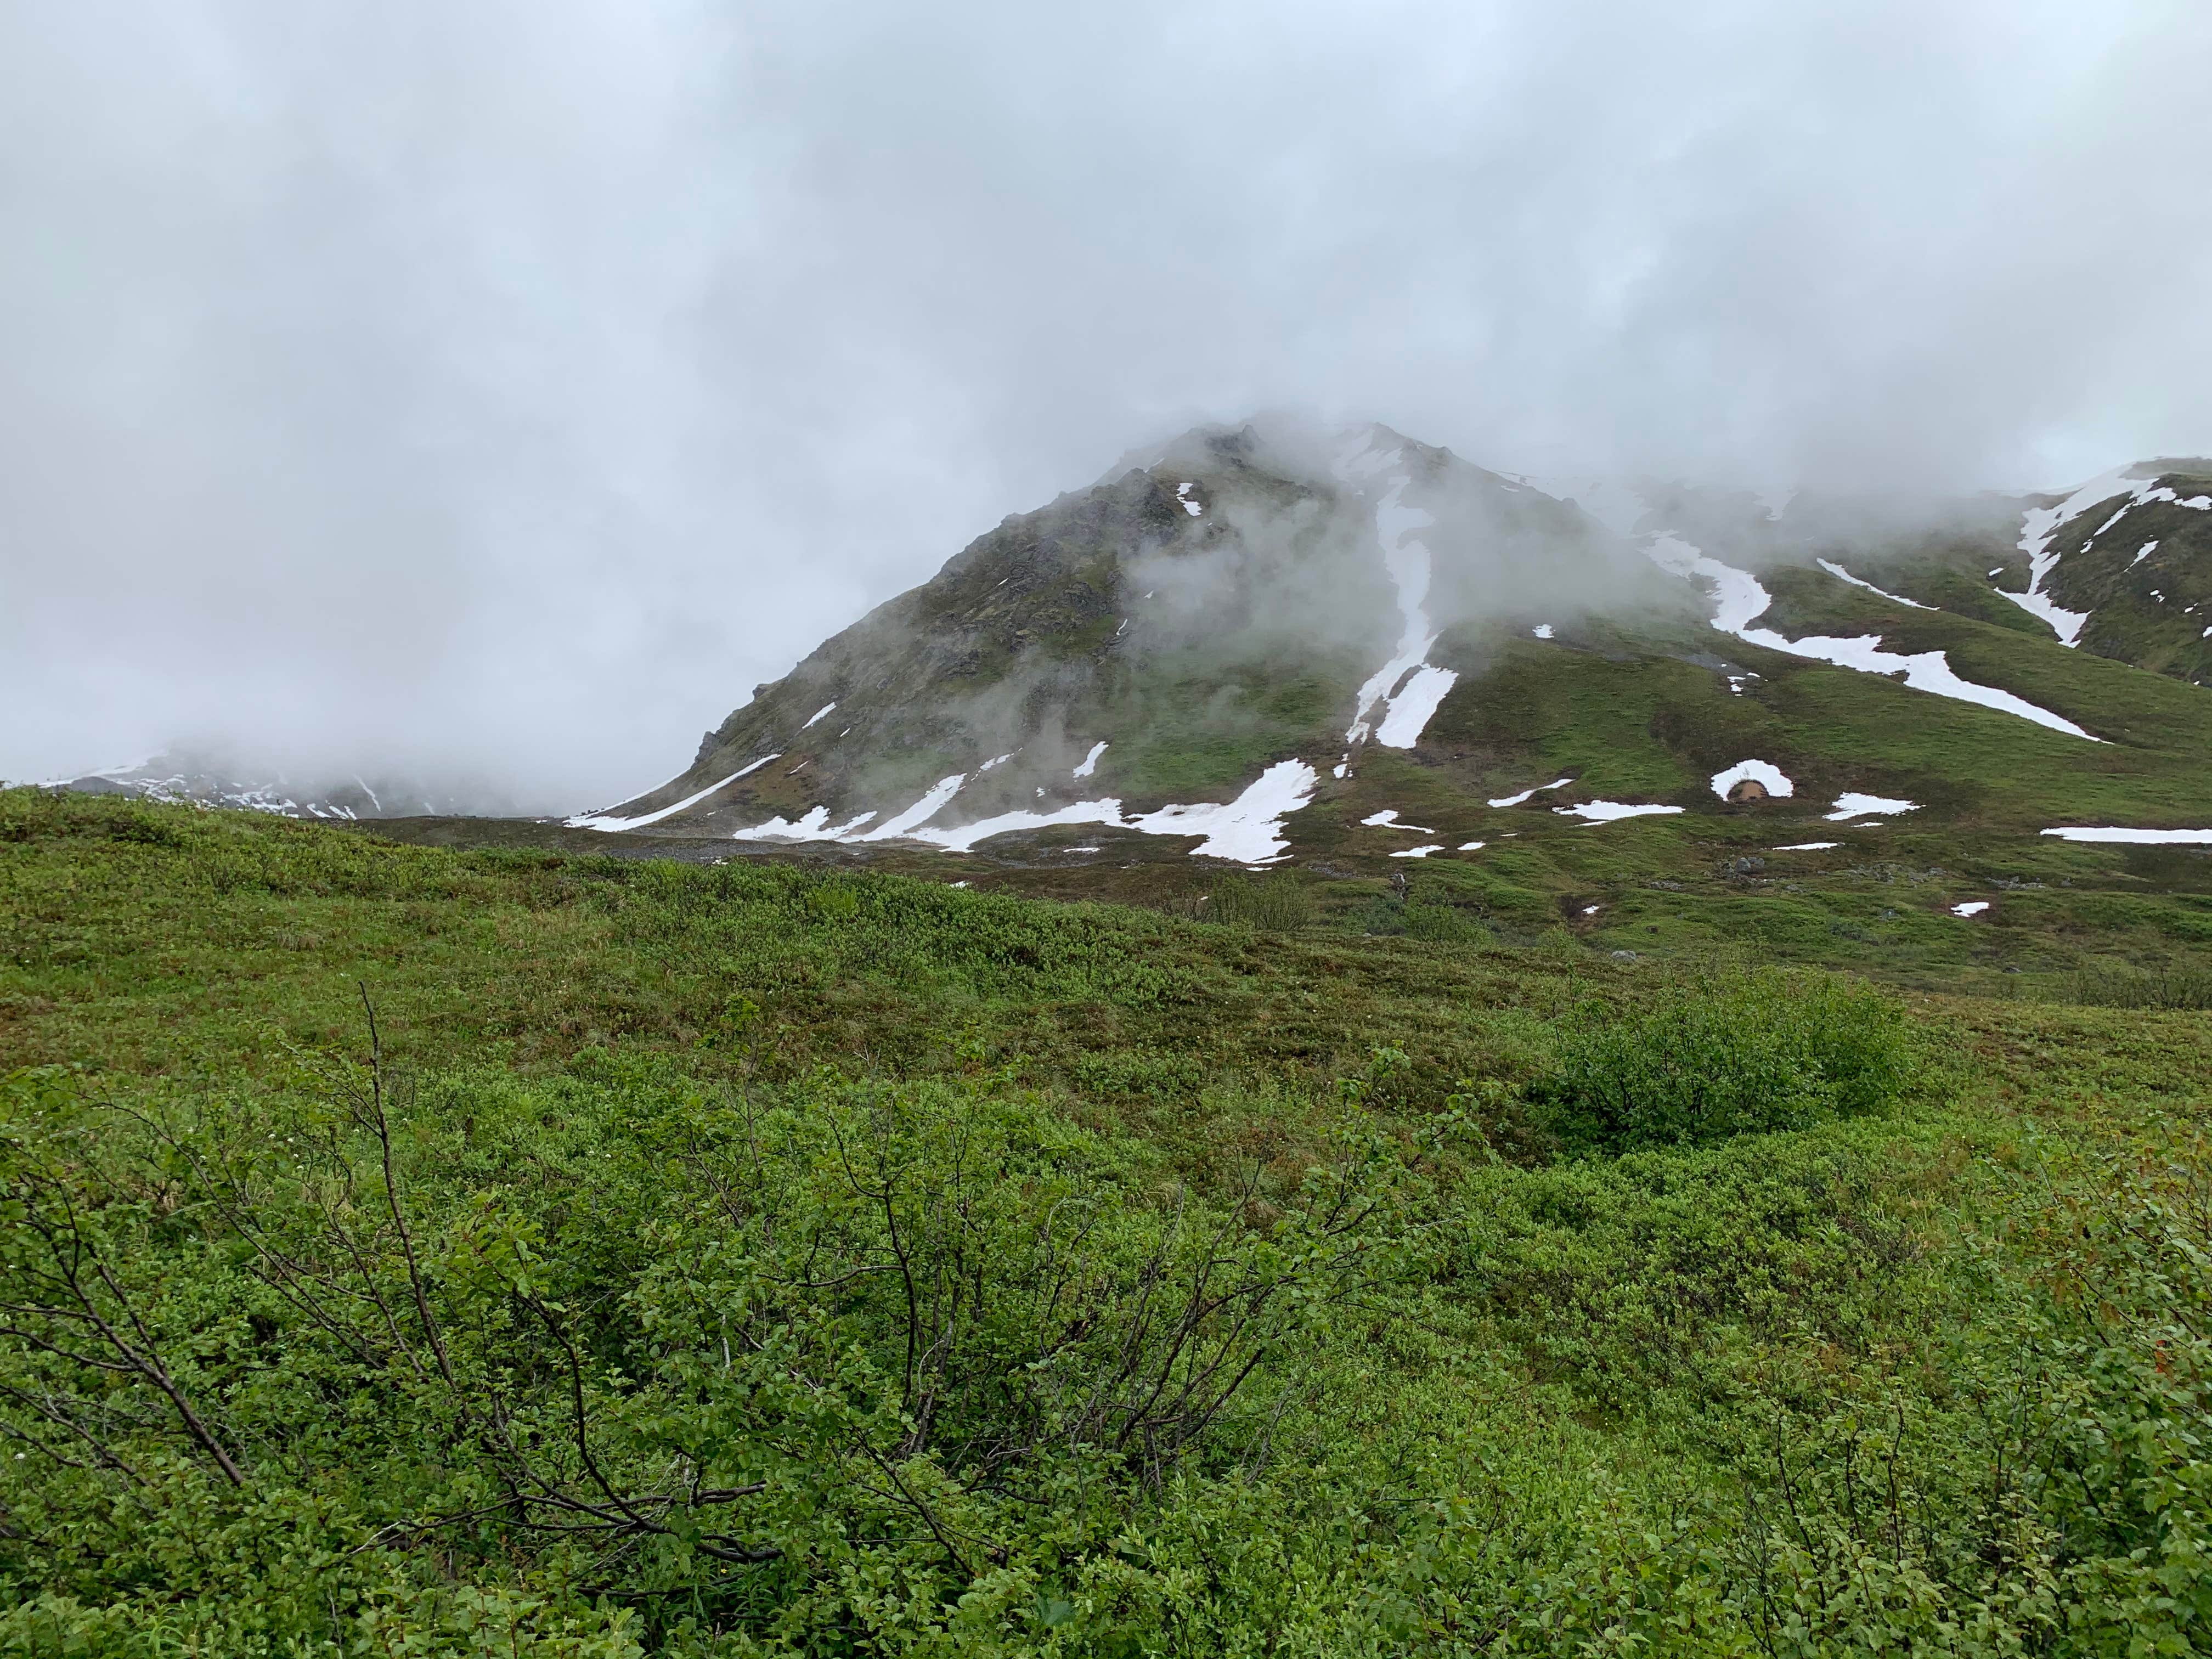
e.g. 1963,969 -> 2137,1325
507,420 -> 2212,992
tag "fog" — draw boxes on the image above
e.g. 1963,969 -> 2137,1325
3,2 -> 2207,810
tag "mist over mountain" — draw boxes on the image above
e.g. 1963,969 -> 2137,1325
16,10 -> 2212,1647
548,417 -> 2211,877
37,750 -> 521,822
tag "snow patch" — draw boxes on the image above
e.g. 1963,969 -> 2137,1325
2132,540 -> 2159,566
2041,826 -> 2212,845
1374,664 -> 1459,747
1825,793 -> 1917,821
731,758 -> 1318,866
1488,776 -> 1574,809
727,805 -> 878,842
1554,802 -> 1685,823
1775,841 -> 1841,851
1389,844 -> 1444,859
1334,433 -> 1455,750
1951,901 -> 1990,917
1361,810 -> 1435,832
858,774 -> 968,840
568,754 -> 781,831
1818,560 -> 1931,610
909,799 -> 1125,854
2001,466 -> 2208,645
1458,840 -> 1485,851
1126,759 -> 1318,864
801,702 -> 837,730
1532,623 -> 1555,639
1073,741 -> 1108,779
1647,534 -> 2098,740
1175,481 -> 1203,516
1709,759 -> 1795,800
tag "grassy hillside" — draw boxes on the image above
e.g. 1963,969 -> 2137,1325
5,787 -> 2212,1655
466,448 -> 2212,1010
379,575 -> 2212,1005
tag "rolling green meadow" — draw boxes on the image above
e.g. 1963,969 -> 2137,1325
4,785 -> 2212,1655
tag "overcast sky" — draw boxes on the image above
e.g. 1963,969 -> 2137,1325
4,1 -> 2208,809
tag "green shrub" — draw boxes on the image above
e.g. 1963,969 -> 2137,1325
0,1059 -> 1407,1650
2066,960 -> 2212,1010
1537,972 -> 1913,1153
1205,870 -> 1311,930
1403,898 -> 1492,945
1158,870 -> 1310,930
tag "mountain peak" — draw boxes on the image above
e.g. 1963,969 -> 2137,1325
557,423 -> 2212,878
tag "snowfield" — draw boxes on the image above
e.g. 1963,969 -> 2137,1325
1818,560 -> 1931,610
568,754 -> 781,831
1825,793 -> 1917,820
1488,776 -> 1574,809
1375,664 -> 1458,747
729,758 -> 1321,865
1554,802 -> 1685,823
2001,467 -> 2209,646
1334,432 -> 1460,752
2041,826 -> 2212,845
1124,760 -> 1318,862
1646,534 -> 2097,741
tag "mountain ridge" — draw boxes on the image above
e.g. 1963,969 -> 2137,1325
568,421 -> 2212,876
30,752 -> 505,822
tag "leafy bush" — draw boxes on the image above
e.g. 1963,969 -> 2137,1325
1402,897 -> 1492,945
2066,960 -> 2212,1010
1159,871 -> 1310,930
1537,972 -> 1914,1153
1207,870 -> 1310,931
0,1053 -> 1407,1652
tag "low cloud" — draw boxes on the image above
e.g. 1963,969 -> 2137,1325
4,1 -> 2206,808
